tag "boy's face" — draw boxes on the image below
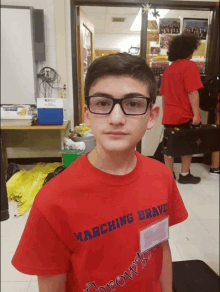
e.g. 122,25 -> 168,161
84,76 -> 159,153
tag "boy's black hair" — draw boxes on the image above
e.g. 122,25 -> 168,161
84,53 -> 157,103
167,34 -> 201,62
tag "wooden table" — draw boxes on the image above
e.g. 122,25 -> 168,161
1,121 -> 70,174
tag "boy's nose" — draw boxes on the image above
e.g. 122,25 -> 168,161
108,103 -> 126,124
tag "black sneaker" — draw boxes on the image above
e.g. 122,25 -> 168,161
178,170 -> 201,184
209,167 -> 220,176
173,171 -> 176,180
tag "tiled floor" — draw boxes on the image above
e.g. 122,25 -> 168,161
1,163 -> 219,291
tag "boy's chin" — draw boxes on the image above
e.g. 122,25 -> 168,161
99,141 -> 136,153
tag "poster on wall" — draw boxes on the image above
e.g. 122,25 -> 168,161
193,42 -> 206,58
160,35 -> 173,49
148,20 -> 158,30
147,31 -> 159,43
183,18 -> 208,40
159,18 -> 180,34
150,47 -> 160,54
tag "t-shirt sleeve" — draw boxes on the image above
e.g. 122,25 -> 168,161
167,178 -> 188,227
183,62 -> 204,93
11,202 -> 71,276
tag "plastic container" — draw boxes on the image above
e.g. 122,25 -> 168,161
37,98 -> 63,125
62,150 -> 86,167
38,108 -> 63,125
71,136 -> 96,153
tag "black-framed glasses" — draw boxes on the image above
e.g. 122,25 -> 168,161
85,95 -> 153,116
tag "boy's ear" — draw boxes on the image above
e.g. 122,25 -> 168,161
84,105 -> 91,128
146,104 -> 160,130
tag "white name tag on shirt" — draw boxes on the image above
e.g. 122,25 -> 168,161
140,216 -> 169,253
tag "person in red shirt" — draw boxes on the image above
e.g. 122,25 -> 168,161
160,34 -> 204,184
12,53 -> 188,292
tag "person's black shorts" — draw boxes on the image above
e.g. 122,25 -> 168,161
162,120 -> 193,156
163,119 -> 193,129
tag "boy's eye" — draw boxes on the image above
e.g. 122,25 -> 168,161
123,98 -> 146,109
90,97 -> 112,107
126,101 -> 140,107
95,100 -> 111,107
96,101 -> 109,106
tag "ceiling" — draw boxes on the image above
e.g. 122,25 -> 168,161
80,6 -> 210,34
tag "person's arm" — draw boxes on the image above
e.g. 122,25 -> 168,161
162,96 -> 165,112
188,90 -> 201,125
159,240 -> 172,292
38,273 -> 67,292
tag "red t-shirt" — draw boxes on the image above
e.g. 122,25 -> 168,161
160,59 -> 204,125
12,152 -> 188,292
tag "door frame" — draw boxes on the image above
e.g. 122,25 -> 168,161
77,7 -> 95,124
70,0 -> 217,152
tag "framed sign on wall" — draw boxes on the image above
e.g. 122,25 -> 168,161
182,18 -> 208,40
159,18 -> 180,35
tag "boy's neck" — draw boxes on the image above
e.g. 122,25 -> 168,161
87,147 -> 137,176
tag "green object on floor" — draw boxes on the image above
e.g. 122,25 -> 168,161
62,150 -> 86,167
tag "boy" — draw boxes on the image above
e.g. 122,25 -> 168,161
160,34 -> 204,183
12,53 -> 188,292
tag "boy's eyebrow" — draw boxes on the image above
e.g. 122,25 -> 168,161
91,92 -> 112,98
91,92 -> 147,98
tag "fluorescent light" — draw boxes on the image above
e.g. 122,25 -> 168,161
130,9 -> 170,31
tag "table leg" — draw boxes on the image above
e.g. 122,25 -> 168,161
60,123 -> 70,165
1,132 -> 8,176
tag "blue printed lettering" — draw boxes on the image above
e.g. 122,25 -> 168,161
84,283 -> 107,292
84,249 -> 152,291
123,271 -> 134,280
107,220 -> 116,232
119,216 -> 126,226
145,209 -> 152,218
127,213 -> 134,224
84,230 -> 93,241
163,203 -> 168,213
135,252 -> 148,269
158,205 -> 163,214
92,227 -> 100,238
74,232 -> 83,242
115,276 -> 126,287
152,207 -> 159,217
137,210 -> 145,221
105,280 -> 116,291
128,262 -> 138,276
100,224 -> 108,234
115,218 -> 121,228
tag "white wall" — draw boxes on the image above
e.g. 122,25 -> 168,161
2,0 -> 74,158
1,0 -> 74,128
95,33 -> 140,52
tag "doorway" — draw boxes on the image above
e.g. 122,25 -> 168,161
77,6 -> 142,123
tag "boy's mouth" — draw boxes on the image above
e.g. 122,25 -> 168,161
106,131 -> 127,135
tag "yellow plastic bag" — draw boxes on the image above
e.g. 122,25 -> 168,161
6,162 -> 61,216
74,124 -> 90,136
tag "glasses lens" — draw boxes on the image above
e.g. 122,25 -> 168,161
122,97 -> 147,115
89,96 -> 113,114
